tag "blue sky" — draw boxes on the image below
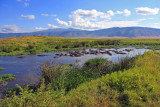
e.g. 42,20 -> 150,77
0,0 -> 160,33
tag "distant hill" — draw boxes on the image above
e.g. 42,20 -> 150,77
1,27 -> 160,38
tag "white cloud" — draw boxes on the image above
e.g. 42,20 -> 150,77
58,9 -> 115,29
41,14 -> 56,17
55,9 -> 136,30
116,11 -> 123,14
124,9 -> 131,16
16,0 -> 30,7
24,2 -> 29,7
70,9 -> 114,19
0,25 -> 20,33
116,9 -> 131,16
21,14 -> 35,20
34,27 -> 48,31
56,18 -> 70,27
135,7 -> 159,15
41,14 -> 48,16
56,17 -> 139,30
106,10 -> 114,16
71,9 -> 103,17
48,24 -> 59,29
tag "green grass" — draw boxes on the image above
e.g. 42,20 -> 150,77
1,36 -> 160,56
41,57 -> 133,92
60,51 -> 160,107
1,51 -> 160,106
0,36 -> 120,56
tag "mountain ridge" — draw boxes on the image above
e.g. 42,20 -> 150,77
1,27 -> 160,38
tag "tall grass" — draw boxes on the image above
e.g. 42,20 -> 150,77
39,56 -> 136,92
59,51 -> 160,106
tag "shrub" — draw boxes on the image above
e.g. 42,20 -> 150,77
84,58 -> 114,75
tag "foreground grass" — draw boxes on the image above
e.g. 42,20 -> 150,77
1,51 -> 160,106
61,51 -> 160,106
1,36 -> 160,56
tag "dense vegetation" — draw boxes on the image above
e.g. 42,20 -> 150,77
1,51 -> 160,106
1,36 -> 160,56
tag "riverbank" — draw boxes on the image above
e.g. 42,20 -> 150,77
1,36 -> 160,56
1,51 -> 160,106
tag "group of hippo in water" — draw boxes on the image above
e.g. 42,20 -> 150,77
53,48 -> 133,58
16,48 -> 133,59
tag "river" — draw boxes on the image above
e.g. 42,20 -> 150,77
0,47 -> 149,91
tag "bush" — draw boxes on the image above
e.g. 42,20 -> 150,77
41,62 -> 71,84
84,58 -> 106,67
41,61 -> 101,91
84,58 -> 114,75
113,56 -> 137,71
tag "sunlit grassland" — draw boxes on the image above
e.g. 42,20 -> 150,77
1,51 -> 160,106
1,36 -> 160,56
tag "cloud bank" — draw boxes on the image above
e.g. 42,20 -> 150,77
2,7 -> 159,33
135,7 -> 159,15
55,9 -> 135,30
1,25 -> 20,33
116,9 -> 131,16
